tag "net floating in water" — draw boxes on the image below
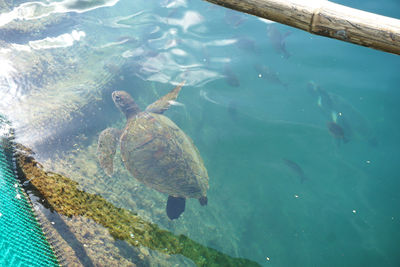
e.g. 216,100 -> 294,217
0,116 -> 59,266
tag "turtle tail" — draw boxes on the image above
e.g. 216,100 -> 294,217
166,196 -> 186,220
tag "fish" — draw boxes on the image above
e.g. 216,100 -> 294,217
227,100 -> 238,121
267,24 -> 291,59
223,63 -> 240,87
332,111 -> 354,140
254,64 -> 288,88
235,37 -> 257,53
224,10 -> 246,28
309,81 -> 377,145
327,121 -> 349,144
282,158 -> 307,183
307,81 -> 334,111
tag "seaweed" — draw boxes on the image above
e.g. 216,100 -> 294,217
15,145 -> 260,267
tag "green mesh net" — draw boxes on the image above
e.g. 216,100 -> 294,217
0,116 -> 59,266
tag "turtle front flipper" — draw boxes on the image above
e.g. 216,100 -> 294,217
166,196 -> 186,220
145,81 -> 185,114
97,128 -> 121,176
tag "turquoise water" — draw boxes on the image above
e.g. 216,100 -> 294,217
1,0 -> 400,266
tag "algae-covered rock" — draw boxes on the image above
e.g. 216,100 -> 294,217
15,145 -> 260,267
41,125 -> 242,260
0,13 -> 70,43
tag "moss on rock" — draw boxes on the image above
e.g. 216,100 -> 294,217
15,145 -> 260,267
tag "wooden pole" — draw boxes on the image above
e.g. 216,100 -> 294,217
204,0 -> 400,55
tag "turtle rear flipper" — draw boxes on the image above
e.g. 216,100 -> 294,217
198,196 -> 208,206
166,196 -> 186,220
97,128 -> 121,176
145,81 -> 185,114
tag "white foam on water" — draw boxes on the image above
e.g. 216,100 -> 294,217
97,38 -> 131,49
0,0 -> 120,27
205,39 -> 237,46
171,48 -> 187,56
108,10 -> 147,28
164,11 -> 204,32
28,30 -> 86,50
200,90 -> 220,105
122,47 -> 146,58
164,0 -> 187,9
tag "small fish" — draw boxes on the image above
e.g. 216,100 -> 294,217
327,121 -> 349,144
224,10 -> 246,28
227,100 -> 238,121
368,136 -> 379,147
310,81 -> 376,146
235,37 -> 257,53
307,81 -> 334,110
283,158 -> 307,183
267,24 -> 291,59
223,63 -> 240,87
200,90 -> 219,105
254,64 -> 288,88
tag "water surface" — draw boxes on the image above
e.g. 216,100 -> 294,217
0,0 -> 399,266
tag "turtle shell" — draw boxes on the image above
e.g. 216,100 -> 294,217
120,111 -> 209,199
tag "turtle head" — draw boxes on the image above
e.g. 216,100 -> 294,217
112,91 -> 140,119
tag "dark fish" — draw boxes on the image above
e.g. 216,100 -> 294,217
227,100 -> 238,121
368,136 -> 379,147
307,81 -> 335,110
308,81 -> 352,141
254,64 -> 288,88
283,158 -> 307,183
327,121 -> 349,144
310,81 -> 377,146
225,10 -> 246,28
223,64 -> 240,87
267,24 -> 291,59
235,37 -> 257,53
335,115 -> 353,140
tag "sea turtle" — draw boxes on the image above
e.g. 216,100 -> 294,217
97,82 -> 209,220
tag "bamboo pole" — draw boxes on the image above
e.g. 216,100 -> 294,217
204,0 -> 400,55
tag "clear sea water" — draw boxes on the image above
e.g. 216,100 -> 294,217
0,0 -> 399,266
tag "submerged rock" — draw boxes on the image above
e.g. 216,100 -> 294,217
15,144 -> 260,267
